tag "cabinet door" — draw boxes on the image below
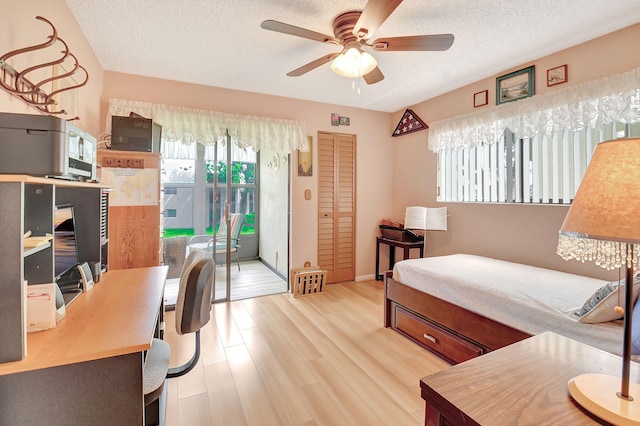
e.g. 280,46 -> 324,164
109,205 -> 160,269
0,183 -> 26,362
24,183 -> 54,285
0,182 -> 54,362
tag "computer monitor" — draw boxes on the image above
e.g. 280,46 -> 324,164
54,205 -> 80,285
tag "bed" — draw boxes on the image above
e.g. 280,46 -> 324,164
384,254 -> 627,364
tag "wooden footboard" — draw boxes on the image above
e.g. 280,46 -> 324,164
384,271 -> 531,364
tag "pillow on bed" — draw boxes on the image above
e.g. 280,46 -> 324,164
632,295 -> 640,355
574,279 -> 640,324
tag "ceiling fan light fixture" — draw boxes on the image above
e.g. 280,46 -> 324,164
330,47 -> 377,78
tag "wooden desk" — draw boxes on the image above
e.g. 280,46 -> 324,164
420,331 -> 640,425
375,237 -> 424,280
0,266 -> 167,426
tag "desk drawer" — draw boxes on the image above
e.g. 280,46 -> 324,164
394,305 -> 483,364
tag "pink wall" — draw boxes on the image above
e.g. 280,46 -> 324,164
0,0 -> 104,135
101,72 -> 395,278
393,23 -> 640,280
3,1 -> 638,281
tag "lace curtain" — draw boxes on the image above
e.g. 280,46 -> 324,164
428,67 -> 640,152
107,98 -> 308,159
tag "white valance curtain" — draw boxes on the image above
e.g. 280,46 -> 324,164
428,67 -> 640,152
107,98 -> 309,159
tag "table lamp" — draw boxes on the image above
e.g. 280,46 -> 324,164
557,138 -> 640,425
404,206 -> 448,232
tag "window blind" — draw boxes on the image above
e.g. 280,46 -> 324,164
439,122 -> 639,204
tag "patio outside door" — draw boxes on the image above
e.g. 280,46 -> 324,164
160,135 -> 257,304
207,132 -> 258,302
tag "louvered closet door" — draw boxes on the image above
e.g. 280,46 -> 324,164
318,131 -> 356,283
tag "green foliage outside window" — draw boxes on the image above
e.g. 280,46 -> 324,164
206,161 -> 255,184
162,212 -> 255,238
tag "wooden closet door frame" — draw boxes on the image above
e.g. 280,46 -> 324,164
317,131 -> 356,283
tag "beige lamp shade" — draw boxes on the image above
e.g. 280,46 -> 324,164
558,138 -> 640,270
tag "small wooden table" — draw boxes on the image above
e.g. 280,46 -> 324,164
375,237 -> 424,280
420,331 -> 640,425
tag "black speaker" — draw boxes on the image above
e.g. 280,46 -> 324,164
111,115 -> 162,152
89,261 -> 102,283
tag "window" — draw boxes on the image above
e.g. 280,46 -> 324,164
161,143 -> 257,238
162,159 -> 194,183
162,159 -> 196,237
438,122 -> 639,204
205,145 -> 257,234
430,67 -> 640,205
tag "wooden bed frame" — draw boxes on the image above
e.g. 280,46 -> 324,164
384,271 -> 532,364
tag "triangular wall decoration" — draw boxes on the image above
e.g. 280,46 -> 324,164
392,109 -> 428,137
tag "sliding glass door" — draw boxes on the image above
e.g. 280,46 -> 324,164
206,135 -> 257,301
162,137 -> 257,302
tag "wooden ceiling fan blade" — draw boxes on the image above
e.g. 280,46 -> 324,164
370,34 -> 455,51
353,0 -> 403,40
261,20 -> 340,44
363,66 -> 384,85
286,53 -> 340,77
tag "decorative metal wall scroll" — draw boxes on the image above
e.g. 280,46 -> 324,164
0,16 -> 89,120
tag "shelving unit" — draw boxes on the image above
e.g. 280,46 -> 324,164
0,175 -> 107,363
98,150 -> 161,270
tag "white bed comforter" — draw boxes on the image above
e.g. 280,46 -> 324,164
393,254 -> 624,355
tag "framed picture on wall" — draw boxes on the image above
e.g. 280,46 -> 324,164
496,65 -> 535,105
473,90 -> 488,108
547,64 -> 568,86
298,136 -> 312,176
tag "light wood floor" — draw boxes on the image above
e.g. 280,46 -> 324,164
163,279 -> 450,425
213,260 -> 288,301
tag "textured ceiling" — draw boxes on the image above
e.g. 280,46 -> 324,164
64,0 -> 640,113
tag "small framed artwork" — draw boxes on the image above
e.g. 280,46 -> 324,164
331,113 -> 340,126
473,90 -> 488,108
547,64 -> 568,87
496,65 -> 535,105
298,136 -> 313,177
339,116 -> 350,126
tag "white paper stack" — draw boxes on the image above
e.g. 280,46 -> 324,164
26,283 -> 57,332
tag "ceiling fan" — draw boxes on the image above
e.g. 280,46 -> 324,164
260,0 -> 454,84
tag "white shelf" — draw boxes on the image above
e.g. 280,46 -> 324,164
23,241 -> 51,257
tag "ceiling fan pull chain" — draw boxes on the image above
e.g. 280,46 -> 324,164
352,79 -> 362,95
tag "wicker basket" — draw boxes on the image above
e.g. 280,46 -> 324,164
290,266 -> 326,297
